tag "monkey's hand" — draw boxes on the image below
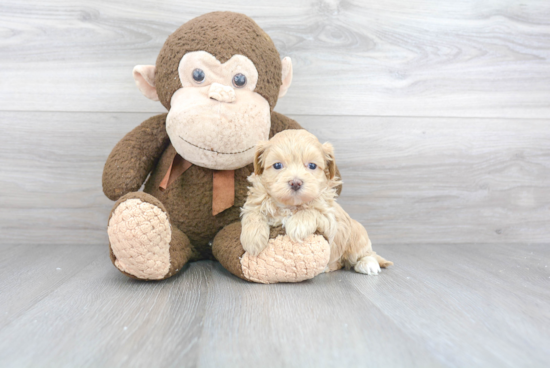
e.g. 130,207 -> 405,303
240,217 -> 270,256
284,210 -> 319,243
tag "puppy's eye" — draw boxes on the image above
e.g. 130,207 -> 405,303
273,162 -> 283,170
192,68 -> 205,83
308,163 -> 317,170
233,73 -> 247,88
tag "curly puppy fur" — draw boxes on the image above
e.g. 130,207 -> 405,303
241,130 -> 393,275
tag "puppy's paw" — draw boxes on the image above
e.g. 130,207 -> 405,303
285,216 -> 317,243
316,215 -> 331,235
354,256 -> 381,276
284,215 -> 317,243
240,222 -> 270,256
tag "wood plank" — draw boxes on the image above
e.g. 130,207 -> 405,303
0,244 -> 548,367
1,112 -> 549,245
303,115 -> 550,245
195,262 -> 444,368
0,0 -> 549,117
0,244 -> 443,367
0,111 -> 138,245
0,247 -> 213,368
0,244 -> 102,328
344,243 -> 550,367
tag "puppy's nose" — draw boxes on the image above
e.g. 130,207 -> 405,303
289,179 -> 303,191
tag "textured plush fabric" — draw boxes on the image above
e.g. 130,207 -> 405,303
167,223 -> 196,278
103,11 -> 343,282
165,50 -> 271,171
109,198 -> 172,280
155,12 -> 282,111
107,192 -> 195,280
104,111 -> 339,281
241,234 -> 331,284
102,114 -> 170,201
212,222 -> 323,284
139,111 -> 305,260
211,222 -> 247,279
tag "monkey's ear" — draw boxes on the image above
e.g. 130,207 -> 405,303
253,141 -> 269,176
133,65 -> 159,101
278,57 -> 293,98
322,142 -> 336,180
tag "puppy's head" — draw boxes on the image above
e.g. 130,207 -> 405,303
253,130 -> 336,206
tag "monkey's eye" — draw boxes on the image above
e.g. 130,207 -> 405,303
192,68 -> 205,83
308,163 -> 317,170
273,162 -> 283,170
233,73 -> 247,88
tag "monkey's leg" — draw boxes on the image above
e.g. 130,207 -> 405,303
212,222 -> 330,284
107,192 -> 196,280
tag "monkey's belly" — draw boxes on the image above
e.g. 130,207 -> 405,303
143,145 -> 253,259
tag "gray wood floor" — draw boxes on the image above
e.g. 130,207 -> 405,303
0,243 -> 549,367
1,0 -> 550,366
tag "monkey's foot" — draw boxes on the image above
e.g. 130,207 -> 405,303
107,192 -> 193,281
212,222 -> 330,284
240,234 -> 330,284
108,195 -> 171,280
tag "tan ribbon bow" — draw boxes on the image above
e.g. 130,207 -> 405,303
159,153 -> 235,216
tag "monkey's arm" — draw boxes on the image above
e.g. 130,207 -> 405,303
270,111 -> 343,195
102,113 -> 170,201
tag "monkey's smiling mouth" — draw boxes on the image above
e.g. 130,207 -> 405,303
178,135 -> 255,155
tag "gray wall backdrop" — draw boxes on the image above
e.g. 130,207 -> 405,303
1,0 -> 549,245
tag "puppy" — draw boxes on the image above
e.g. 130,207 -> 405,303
241,129 -> 393,275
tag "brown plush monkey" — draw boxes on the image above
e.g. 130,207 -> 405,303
103,11 -> 341,283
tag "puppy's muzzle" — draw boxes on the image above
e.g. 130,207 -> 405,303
289,179 -> 303,192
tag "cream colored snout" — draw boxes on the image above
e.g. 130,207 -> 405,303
208,82 -> 236,103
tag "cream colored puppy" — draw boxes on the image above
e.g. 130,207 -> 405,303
241,130 -> 393,275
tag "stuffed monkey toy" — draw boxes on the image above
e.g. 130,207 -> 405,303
103,11 -> 342,283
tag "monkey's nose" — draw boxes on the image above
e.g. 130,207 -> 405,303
289,179 -> 303,192
208,82 -> 236,103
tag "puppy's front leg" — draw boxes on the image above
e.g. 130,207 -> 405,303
315,214 -> 336,243
284,209 -> 320,242
241,212 -> 270,256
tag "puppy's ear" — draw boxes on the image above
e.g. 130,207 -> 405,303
322,142 -> 336,180
254,141 -> 269,175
